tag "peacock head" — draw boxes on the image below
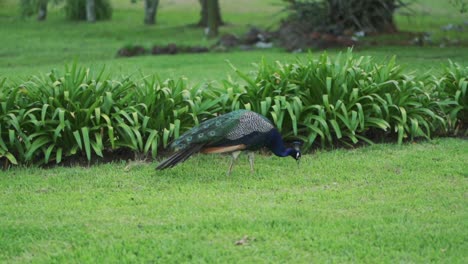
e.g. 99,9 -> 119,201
290,141 -> 302,164
289,149 -> 301,161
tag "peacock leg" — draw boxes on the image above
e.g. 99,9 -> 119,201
248,151 -> 255,173
227,151 -> 241,176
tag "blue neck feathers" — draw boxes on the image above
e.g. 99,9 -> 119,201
269,129 -> 294,157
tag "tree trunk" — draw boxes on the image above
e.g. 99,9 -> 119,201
197,0 -> 223,27
86,0 -> 96,22
206,0 -> 218,38
144,0 -> 160,25
37,0 -> 47,21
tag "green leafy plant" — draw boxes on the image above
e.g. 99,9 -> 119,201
223,50 -> 448,148
0,52 -> 465,167
0,64 -> 223,166
0,79 -> 26,166
380,74 -> 445,144
432,61 -> 468,135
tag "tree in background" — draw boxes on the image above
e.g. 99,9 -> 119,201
65,0 -> 111,21
144,0 -> 160,25
206,0 -> 219,37
86,0 -> 96,22
37,0 -> 47,20
278,0 -> 408,50
197,0 -> 223,27
20,0 -> 224,27
283,0 -> 406,34
20,0 -> 111,22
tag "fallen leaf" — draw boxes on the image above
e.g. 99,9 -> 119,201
235,235 -> 250,246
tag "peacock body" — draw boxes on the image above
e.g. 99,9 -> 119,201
156,110 -> 301,174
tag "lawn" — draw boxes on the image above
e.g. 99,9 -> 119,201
0,0 -> 467,82
0,0 -> 467,262
1,139 -> 467,262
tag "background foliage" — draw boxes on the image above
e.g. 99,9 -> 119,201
65,0 -> 112,21
1,51 -> 466,166
282,0 -> 407,33
20,0 -> 112,20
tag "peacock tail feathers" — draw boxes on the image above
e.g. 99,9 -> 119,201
156,144 -> 205,170
171,110 -> 274,151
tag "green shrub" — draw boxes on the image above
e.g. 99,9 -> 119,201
2,66 -> 132,164
432,61 -> 468,135
381,74 -> 446,143
130,77 -> 221,150
0,65 -> 219,166
19,0 -> 38,17
222,50 -> 447,148
0,51 -> 465,167
282,0 -> 406,33
0,78 -> 22,165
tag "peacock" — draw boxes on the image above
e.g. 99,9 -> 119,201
156,109 -> 301,175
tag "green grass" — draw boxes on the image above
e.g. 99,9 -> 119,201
0,0 -> 467,82
396,0 -> 468,38
0,0 -> 287,81
1,138 -> 467,262
1,0 -> 467,262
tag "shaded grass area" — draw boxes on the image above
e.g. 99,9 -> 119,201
1,138 -> 467,262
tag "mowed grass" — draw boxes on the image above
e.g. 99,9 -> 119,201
0,0 -> 287,81
1,138 -> 467,262
1,0 -> 468,262
0,0 -> 467,82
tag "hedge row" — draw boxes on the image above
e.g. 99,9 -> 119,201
0,51 -> 466,166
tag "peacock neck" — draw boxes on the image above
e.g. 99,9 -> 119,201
269,129 -> 292,157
